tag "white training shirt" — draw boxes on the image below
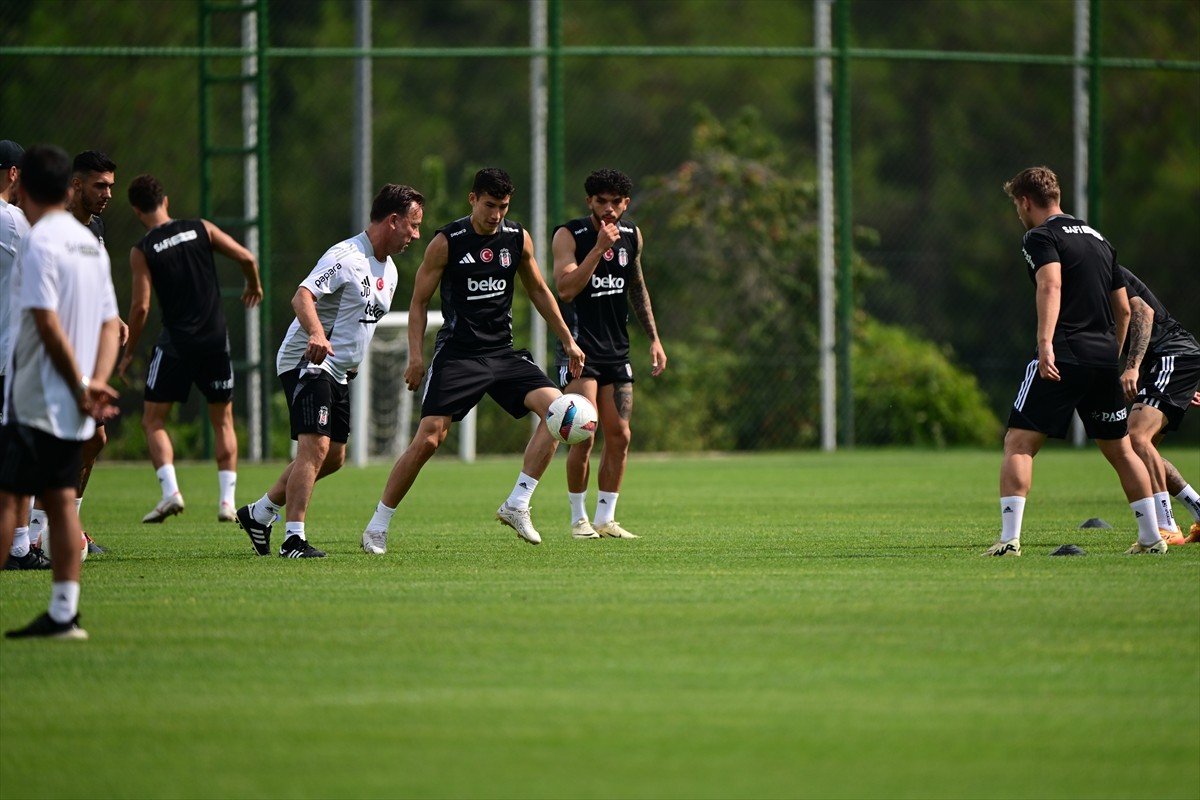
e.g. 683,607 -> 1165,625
275,230 -> 398,384
7,209 -> 119,441
0,198 -> 31,380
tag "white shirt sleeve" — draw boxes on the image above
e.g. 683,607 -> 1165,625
300,245 -> 360,299
19,237 -> 59,312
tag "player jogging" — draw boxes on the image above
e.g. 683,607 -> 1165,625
551,168 -> 666,540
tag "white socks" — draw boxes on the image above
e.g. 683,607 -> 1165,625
595,491 -> 619,526
1176,484 -> 1200,524
218,470 -> 237,507
49,581 -> 80,624
29,508 -> 47,542
155,466 -> 237,506
568,492 -> 587,523
284,521 -> 306,542
252,493 -> 281,525
1000,496 -> 1025,542
10,527 -> 30,558
506,472 -> 538,511
1131,497 -> 1161,545
368,501 -> 396,532
157,464 -> 180,499
1153,492 -> 1178,532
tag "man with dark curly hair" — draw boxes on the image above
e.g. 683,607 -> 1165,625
550,168 -> 667,541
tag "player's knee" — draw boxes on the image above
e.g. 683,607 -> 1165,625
570,437 -> 595,459
416,432 -> 444,457
1127,428 -> 1154,452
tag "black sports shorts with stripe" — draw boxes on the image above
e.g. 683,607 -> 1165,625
422,348 -> 556,422
1134,353 -> 1200,433
1008,359 -> 1128,440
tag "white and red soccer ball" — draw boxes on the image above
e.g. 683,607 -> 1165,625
35,530 -> 89,563
546,393 -> 598,445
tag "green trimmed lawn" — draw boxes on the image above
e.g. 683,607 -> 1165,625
2,448 -> 1198,799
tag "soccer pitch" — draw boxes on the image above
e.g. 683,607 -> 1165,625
2,449 -> 1197,800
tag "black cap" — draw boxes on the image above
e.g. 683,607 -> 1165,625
0,140 -> 24,169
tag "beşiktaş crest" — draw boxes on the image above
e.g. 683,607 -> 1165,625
499,248 -> 512,268
618,247 -> 628,267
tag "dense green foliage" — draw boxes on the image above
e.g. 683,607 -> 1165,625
853,314 -> 1002,446
2,453 -> 1198,799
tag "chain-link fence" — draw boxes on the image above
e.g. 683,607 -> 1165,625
3,0 -> 1197,460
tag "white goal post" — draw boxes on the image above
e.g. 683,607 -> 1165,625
351,310 -> 478,467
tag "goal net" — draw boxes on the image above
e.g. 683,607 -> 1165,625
352,311 -> 477,466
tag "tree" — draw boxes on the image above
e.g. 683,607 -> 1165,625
635,106 -> 999,449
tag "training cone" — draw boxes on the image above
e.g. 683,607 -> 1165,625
1079,518 -> 1112,529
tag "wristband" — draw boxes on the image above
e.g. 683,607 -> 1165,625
76,376 -> 90,400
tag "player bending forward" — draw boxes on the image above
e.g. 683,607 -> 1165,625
235,184 -> 424,558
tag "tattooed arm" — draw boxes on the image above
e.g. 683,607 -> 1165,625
1121,295 -> 1153,403
628,227 -> 667,377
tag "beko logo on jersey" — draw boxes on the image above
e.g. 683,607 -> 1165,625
590,275 -> 624,297
314,262 -> 342,288
468,277 -> 507,294
1061,225 -> 1104,240
360,300 -> 387,323
151,229 -> 199,253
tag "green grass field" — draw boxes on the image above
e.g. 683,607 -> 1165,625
2,448 -> 1198,799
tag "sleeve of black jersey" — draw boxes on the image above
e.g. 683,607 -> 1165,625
1020,226 -> 1059,273
1108,255 -> 1126,292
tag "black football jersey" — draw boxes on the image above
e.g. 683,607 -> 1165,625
1120,266 -> 1200,357
86,214 -> 105,248
135,219 -> 229,354
434,216 -> 525,357
1020,214 -> 1125,367
553,215 -> 639,365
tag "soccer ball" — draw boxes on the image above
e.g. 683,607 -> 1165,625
36,530 -> 89,563
546,393 -> 598,445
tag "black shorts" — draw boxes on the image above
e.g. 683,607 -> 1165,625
279,368 -> 351,443
1135,353 -> 1200,433
422,348 -> 556,422
1008,359 -> 1128,440
0,424 -> 84,496
552,360 -> 634,390
145,346 -> 235,404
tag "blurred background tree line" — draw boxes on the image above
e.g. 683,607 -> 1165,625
2,0 -> 1196,457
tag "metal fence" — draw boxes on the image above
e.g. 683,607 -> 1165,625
3,0 -> 1197,460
